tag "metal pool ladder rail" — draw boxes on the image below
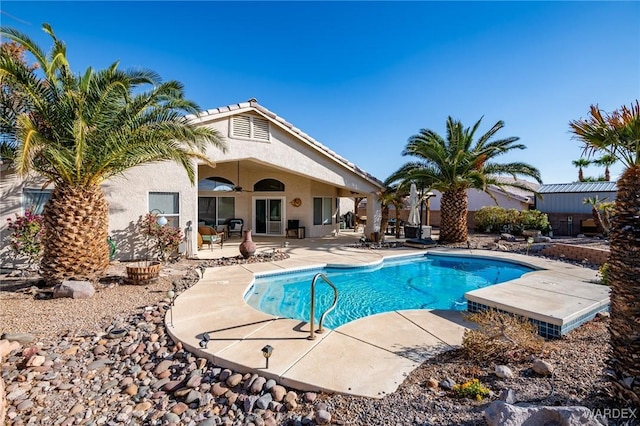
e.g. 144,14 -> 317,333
308,273 -> 339,340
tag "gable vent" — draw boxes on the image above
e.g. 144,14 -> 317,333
231,115 -> 270,141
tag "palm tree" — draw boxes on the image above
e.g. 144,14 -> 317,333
572,158 -> 591,182
386,117 -> 541,243
582,196 -> 609,236
570,100 -> 640,404
594,154 -> 617,181
377,184 -> 408,240
0,24 -> 225,284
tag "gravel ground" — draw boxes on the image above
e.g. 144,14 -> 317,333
2,235 -> 631,425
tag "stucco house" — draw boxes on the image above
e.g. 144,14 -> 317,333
0,100 -> 384,264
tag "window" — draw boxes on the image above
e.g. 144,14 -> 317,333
149,192 -> 180,228
313,197 -> 333,225
253,178 -> 285,192
199,177 -> 234,192
231,115 -> 270,141
23,189 -> 52,214
198,197 -> 235,226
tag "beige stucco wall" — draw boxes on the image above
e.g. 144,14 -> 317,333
104,162 -> 198,261
0,106 -> 383,264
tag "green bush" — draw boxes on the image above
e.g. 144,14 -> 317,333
520,209 -> 550,232
474,207 -> 549,234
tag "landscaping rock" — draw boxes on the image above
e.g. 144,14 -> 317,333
53,281 -> 95,299
495,365 -> 514,379
532,359 -> 554,375
484,401 -> 602,426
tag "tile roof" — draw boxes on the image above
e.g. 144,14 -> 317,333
186,100 -> 384,188
538,181 -> 617,193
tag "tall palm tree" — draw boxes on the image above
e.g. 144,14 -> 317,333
594,153 -> 617,181
570,100 -> 640,404
571,158 -> 591,182
386,117 -> 541,243
0,24 -> 225,284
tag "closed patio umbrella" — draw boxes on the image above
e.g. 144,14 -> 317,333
408,183 -> 420,226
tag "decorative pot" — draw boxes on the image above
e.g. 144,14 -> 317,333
126,261 -> 162,284
239,230 -> 256,259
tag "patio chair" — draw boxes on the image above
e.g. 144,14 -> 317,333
198,225 -> 223,250
227,218 -> 244,237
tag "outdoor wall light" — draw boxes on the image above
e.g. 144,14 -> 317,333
199,333 -> 210,349
261,345 -> 274,369
150,209 -> 168,226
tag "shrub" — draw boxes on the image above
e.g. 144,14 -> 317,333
598,262 -> 610,285
520,209 -> 550,232
453,378 -> 491,401
474,206 -> 508,233
462,309 -> 544,363
141,213 -> 183,262
5,208 -> 45,269
474,207 -> 550,234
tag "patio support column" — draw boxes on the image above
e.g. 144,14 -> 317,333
365,193 -> 381,238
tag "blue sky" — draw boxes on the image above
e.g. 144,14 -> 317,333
2,1 -> 639,184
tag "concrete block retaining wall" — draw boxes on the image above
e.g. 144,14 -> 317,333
541,243 -> 609,266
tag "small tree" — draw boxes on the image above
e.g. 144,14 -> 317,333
141,213 -> 183,262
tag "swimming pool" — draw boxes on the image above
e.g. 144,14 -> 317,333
245,254 -> 535,329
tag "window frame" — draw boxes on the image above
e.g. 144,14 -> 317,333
22,188 -> 52,215
148,192 -> 180,228
198,196 -> 236,226
313,197 -> 334,225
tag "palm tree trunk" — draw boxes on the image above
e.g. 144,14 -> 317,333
607,166 -> 640,404
591,206 -> 605,235
40,185 -> 110,284
439,188 -> 468,243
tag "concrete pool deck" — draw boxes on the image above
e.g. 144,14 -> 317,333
165,234 -> 606,398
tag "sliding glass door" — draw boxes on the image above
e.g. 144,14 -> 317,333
253,197 -> 284,235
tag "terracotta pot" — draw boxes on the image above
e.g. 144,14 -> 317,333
239,230 -> 256,259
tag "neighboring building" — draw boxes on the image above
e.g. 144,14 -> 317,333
0,101 -> 384,264
535,181 -> 617,236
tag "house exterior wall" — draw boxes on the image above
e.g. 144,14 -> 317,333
0,104 -> 384,265
104,162 -> 197,261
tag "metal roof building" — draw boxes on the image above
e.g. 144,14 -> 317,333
535,181 -> 617,213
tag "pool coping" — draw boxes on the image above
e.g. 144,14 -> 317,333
165,247 -> 605,398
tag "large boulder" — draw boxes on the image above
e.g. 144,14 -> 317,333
53,281 -> 95,299
485,401 -> 603,426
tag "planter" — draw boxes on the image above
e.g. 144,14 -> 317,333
126,261 -> 161,284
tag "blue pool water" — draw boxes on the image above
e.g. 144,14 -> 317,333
245,254 -> 535,329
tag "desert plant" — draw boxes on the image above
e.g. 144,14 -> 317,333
462,309 -> 544,363
570,100 -> 640,403
598,262 -> 610,286
5,208 -> 45,269
141,213 -> 183,262
453,379 -> 491,401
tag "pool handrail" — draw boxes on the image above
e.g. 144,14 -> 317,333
308,273 -> 339,340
